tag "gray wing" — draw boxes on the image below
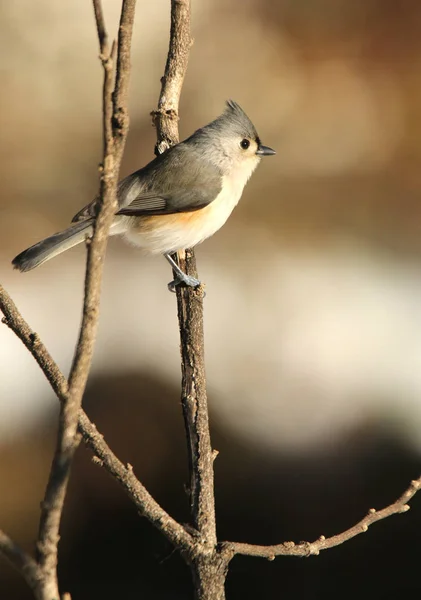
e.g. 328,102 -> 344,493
71,172 -> 143,222
72,143 -> 222,222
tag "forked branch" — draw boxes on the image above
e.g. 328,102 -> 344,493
0,283 -> 193,553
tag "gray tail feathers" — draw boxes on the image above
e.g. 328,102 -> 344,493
12,219 -> 94,272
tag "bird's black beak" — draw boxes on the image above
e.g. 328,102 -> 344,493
256,144 -> 276,156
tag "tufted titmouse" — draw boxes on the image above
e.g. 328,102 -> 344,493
12,100 -> 275,290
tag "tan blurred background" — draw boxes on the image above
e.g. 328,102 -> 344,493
2,1 -> 421,598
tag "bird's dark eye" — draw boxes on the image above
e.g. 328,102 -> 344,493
240,139 -> 250,150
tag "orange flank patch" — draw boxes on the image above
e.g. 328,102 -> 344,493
136,206 -> 212,233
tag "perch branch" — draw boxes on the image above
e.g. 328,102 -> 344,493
228,476 -> 421,559
153,0 -> 217,551
152,0 -> 192,154
153,2 -> 228,599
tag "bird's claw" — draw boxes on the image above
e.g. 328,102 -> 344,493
168,275 -> 201,293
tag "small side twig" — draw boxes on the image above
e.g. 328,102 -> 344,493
0,531 -> 42,597
227,476 -> 421,559
92,0 -> 107,51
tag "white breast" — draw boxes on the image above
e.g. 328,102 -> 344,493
123,158 -> 259,255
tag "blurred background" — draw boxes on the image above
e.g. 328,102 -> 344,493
1,0 -> 421,597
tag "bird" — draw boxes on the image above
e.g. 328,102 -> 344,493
12,100 -> 275,291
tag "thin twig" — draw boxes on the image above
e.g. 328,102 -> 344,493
0,3 -> 136,598
92,0 -> 108,54
0,531 -> 42,598
0,284 -> 193,553
152,0 -> 192,153
33,3 -> 131,593
112,0 -> 136,155
228,476 -> 421,559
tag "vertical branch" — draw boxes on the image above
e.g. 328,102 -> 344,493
153,6 -> 227,600
153,0 -> 216,548
177,251 -> 216,544
92,0 -> 108,49
153,0 -> 192,152
113,0 -> 136,160
34,1 -> 137,597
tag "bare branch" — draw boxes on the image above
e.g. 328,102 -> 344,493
1,0 -> 209,592
92,0 -> 108,55
0,286 -> 67,398
152,3 -> 227,598
0,286 -> 193,553
112,0 -> 136,156
153,0 -> 216,550
0,531 -> 42,599
153,0 -> 192,152
176,253 -> 215,545
33,2 -> 132,591
0,3 -> 137,597
80,415 -> 194,550
228,476 -> 421,559
6,265 -> 419,569
4,1 -> 420,599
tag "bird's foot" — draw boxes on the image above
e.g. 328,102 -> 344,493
168,274 -> 201,293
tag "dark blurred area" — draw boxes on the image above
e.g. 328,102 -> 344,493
2,373 -> 421,599
2,0 -> 421,598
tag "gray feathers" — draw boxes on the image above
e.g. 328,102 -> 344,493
73,100 -> 253,221
12,219 -> 93,272
189,100 -> 260,146
117,146 -> 222,216
217,99 -> 260,141
75,141 -> 223,219
12,100 -> 264,271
